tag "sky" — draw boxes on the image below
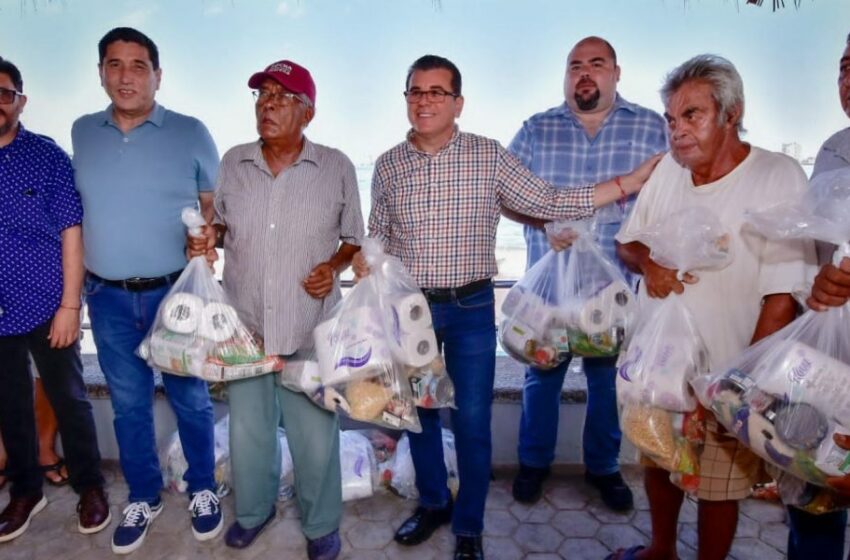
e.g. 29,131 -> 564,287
1,0 -> 848,164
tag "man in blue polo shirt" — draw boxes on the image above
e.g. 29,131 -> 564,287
0,56 -> 110,544
71,28 -> 221,554
504,36 -> 667,509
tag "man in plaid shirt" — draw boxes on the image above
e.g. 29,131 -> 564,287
505,37 -> 668,512
354,54 -> 660,560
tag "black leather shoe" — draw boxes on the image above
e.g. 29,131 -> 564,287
455,535 -> 484,560
394,502 -> 452,545
585,471 -> 634,511
511,464 -> 550,504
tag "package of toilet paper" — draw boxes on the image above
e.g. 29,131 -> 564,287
137,208 -> 284,381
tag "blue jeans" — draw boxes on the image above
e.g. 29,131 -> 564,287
408,285 -> 496,537
0,320 -> 104,497
85,275 -> 216,504
518,356 -> 621,475
787,506 -> 847,560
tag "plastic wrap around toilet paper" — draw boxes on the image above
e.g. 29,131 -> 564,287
314,306 -> 394,386
162,293 -> 204,334
564,281 -> 635,334
751,341 -> 850,428
616,334 -> 706,412
198,302 -> 240,342
384,292 -> 439,368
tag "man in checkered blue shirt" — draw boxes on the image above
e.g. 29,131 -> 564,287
505,36 -> 668,511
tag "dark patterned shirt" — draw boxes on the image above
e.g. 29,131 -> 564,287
0,125 -> 82,336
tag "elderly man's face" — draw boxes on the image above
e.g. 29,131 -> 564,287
99,40 -> 160,119
664,80 -> 739,172
254,78 -> 313,144
564,38 -> 620,114
840,43 -> 850,118
0,72 -> 25,139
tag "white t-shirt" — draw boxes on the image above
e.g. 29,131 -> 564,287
616,147 -> 817,369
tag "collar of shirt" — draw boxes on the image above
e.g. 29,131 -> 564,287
404,125 -> 463,156
556,94 -> 639,127
243,136 -> 320,175
99,102 -> 166,130
0,123 -> 31,155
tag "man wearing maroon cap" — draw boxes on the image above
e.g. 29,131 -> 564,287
188,59 -> 363,560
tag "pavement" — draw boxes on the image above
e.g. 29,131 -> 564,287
0,463 -> 808,560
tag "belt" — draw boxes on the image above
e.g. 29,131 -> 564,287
421,278 -> 492,303
88,269 -> 183,292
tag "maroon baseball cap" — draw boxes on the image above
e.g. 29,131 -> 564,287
248,60 -> 316,106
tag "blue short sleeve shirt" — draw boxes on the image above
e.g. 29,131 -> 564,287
0,125 -> 83,336
72,103 -> 219,279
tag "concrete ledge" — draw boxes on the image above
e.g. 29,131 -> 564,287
81,353 -> 590,403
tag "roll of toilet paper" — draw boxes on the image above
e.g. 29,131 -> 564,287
148,329 -> 210,376
574,281 -> 634,334
509,292 -> 559,331
198,302 -> 240,342
389,329 -> 439,368
753,341 -> 850,427
387,293 -> 432,333
314,307 -> 393,386
162,293 -> 204,334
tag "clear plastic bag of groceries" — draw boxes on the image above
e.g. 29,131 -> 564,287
693,252 -> 850,487
137,257 -> 282,381
499,220 -> 635,369
137,208 -> 284,381
162,414 -> 231,497
310,238 -> 448,431
380,430 -> 459,499
340,430 -> 377,502
616,207 -> 732,412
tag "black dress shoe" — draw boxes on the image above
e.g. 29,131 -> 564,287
394,501 -> 452,545
455,535 -> 484,560
512,463 -> 550,504
585,470 -> 634,512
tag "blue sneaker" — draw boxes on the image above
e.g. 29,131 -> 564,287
307,529 -> 341,560
189,489 -> 223,541
111,500 -> 163,555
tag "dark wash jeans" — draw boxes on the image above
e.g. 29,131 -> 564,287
787,506 -> 847,560
84,274 -> 215,504
408,284 -> 497,537
0,319 -> 104,497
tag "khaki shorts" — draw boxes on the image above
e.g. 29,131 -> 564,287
641,412 -> 763,501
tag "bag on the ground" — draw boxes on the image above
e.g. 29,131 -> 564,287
499,220 -> 635,369
138,208 -> 284,381
162,415 -> 231,497
379,430 -> 458,499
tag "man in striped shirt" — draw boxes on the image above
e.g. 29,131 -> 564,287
189,60 -> 363,560
354,54 -> 659,560
504,36 -> 668,511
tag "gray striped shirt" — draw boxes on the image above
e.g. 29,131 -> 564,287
214,138 -> 364,355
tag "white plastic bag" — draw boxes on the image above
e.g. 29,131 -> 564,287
162,415 -> 231,497
340,430 -> 377,501
616,207 -> 731,411
138,208 -> 284,381
380,430 -> 459,499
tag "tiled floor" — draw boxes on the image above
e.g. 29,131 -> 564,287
0,464 -> 800,559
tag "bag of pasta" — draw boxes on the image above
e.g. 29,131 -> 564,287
138,207 -> 284,381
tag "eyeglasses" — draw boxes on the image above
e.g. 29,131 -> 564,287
252,89 -> 308,107
403,89 -> 458,104
0,87 -> 22,105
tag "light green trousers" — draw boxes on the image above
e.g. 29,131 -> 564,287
228,372 -> 342,539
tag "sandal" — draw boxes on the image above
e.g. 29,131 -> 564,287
41,458 -> 70,486
605,545 -> 647,560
